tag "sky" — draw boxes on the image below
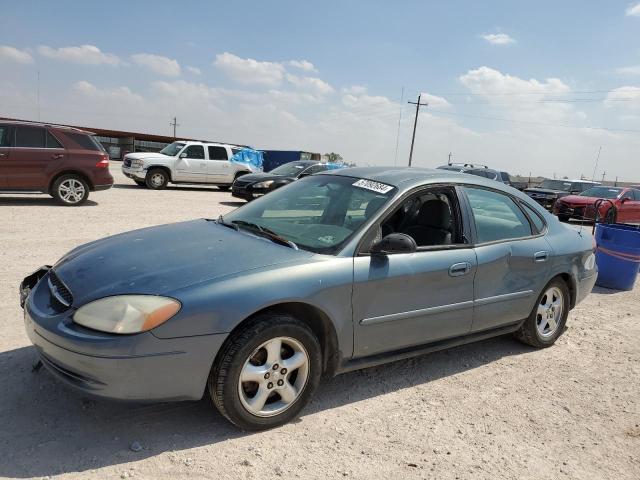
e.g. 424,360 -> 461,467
1,0 -> 640,180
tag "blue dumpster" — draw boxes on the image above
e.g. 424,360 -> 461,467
594,223 -> 640,291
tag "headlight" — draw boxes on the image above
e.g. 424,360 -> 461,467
131,159 -> 145,168
73,295 -> 181,334
252,180 -> 274,189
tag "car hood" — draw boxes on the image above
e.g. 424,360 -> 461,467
234,172 -> 292,184
53,219 -> 313,306
524,188 -> 567,195
125,152 -> 171,161
557,195 -> 609,206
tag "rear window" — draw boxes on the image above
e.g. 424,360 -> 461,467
46,131 -> 63,148
0,125 -> 12,147
208,146 -> 228,160
15,126 -> 46,148
65,132 -> 102,151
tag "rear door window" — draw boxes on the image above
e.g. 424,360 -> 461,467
208,146 -> 228,160
15,126 -> 46,148
633,190 -> 640,201
463,187 -> 533,243
520,201 -> 546,233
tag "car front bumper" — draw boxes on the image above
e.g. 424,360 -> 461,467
21,268 -> 226,402
122,166 -> 146,181
231,184 -> 270,201
527,196 -> 557,211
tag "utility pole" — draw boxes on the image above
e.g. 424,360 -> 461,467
170,117 -> 180,139
407,94 -> 429,167
448,152 -> 452,165
601,171 -> 606,183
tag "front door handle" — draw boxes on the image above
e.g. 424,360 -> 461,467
51,153 -> 64,159
0,152 -> 7,158
449,262 -> 471,277
533,251 -> 549,263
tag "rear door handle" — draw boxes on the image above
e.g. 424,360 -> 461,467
51,153 -> 64,159
449,262 -> 472,277
534,251 -> 549,262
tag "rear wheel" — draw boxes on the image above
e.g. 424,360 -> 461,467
209,313 -> 322,430
145,168 -> 169,190
514,278 -> 569,348
51,174 -> 89,206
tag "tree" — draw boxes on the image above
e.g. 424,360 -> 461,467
325,152 -> 343,163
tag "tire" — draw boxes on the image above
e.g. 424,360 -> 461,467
145,168 -> 169,190
218,185 -> 230,191
514,277 -> 570,348
209,313 -> 322,431
557,214 -> 569,222
51,174 -> 90,206
134,180 -> 146,187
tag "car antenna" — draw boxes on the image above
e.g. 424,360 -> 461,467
579,146 -> 602,236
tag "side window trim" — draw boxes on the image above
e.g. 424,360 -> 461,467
460,185 -> 541,246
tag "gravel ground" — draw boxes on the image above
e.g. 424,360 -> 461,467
0,163 -> 638,480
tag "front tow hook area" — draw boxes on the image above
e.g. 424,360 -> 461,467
19,265 -> 51,308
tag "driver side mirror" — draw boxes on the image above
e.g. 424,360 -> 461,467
370,233 -> 417,256
179,152 -> 187,158
621,197 -> 629,203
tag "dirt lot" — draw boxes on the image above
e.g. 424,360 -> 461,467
0,164 -> 638,480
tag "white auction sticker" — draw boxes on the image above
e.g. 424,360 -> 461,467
352,179 -> 394,194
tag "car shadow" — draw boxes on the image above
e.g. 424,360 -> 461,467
113,184 -> 226,193
0,197 -> 98,207
220,201 -> 246,207
0,336 -> 532,478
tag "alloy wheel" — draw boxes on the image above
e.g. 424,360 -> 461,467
58,179 -> 86,204
238,336 -> 309,417
536,286 -> 564,338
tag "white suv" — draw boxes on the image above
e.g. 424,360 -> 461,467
122,141 -> 259,190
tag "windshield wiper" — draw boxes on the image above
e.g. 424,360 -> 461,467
231,220 -> 298,250
214,215 -> 239,230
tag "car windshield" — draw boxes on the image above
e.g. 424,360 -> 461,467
159,142 -> 186,156
222,175 -> 396,254
580,187 -> 623,199
270,162 -> 312,176
539,179 -> 573,191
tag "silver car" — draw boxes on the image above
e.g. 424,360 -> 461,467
21,167 -> 597,430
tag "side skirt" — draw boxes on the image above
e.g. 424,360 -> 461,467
337,321 -> 524,375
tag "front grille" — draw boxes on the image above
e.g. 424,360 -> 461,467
123,158 -> 131,167
48,271 -> 73,310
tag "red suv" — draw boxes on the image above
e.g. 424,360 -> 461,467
0,121 -> 113,205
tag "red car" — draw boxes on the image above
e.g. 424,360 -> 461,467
553,186 -> 640,223
0,120 -> 113,205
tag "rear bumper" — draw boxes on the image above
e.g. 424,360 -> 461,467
93,183 -> 113,191
575,270 -> 598,306
22,272 -> 226,402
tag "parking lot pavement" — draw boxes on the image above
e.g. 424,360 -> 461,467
0,163 -> 638,480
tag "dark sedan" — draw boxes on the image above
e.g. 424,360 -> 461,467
232,161 -> 331,201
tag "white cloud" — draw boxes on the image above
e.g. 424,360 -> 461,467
605,86 -> 640,109
481,33 -> 516,45
0,45 -> 33,64
419,92 -> 452,110
186,66 -> 202,75
288,60 -> 317,73
615,65 -> 640,75
214,52 -> 285,86
285,74 -> 334,95
73,80 -> 143,103
460,66 -> 569,97
131,53 -> 181,76
38,45 -> 120,65
625,3 -> 640,16
341,85 -> 367,95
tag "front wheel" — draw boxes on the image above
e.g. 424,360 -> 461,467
51,174 -> 89,206
209,313 -> 322,430
514,278 -> 570,348
145,168 -> 169,190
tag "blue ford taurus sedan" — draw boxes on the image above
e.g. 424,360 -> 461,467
21,167 -> 597,430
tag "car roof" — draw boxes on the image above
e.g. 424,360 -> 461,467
0,119 -> 94,135
543,178 -> 600,184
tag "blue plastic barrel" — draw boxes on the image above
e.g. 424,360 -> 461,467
594,223 -> 640,291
